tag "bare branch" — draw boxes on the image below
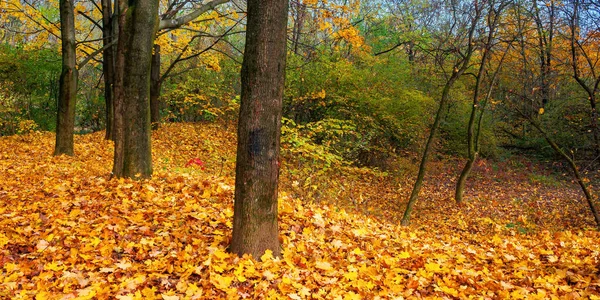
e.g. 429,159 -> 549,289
159,0 -> 231,30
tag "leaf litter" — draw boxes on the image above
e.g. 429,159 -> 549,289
0,123 -> 599,299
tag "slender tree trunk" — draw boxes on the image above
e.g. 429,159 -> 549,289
55,0 -> 78,156
591,105 -> 600,157
111,0 -> 158,179
455,70 -> 485,204
569,0 -> 600,157
528,119 -> 600,228
401,1 -> 481,225
102,0 -> 115,140
230,0 -> 289,258
291,2 -> 306,55
112,0 -> 126,177
150,44 -> 162,130
456,1 -> 506,204
401,76 -> 458,225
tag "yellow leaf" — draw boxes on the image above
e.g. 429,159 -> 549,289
213,248 -> 229,260
261,249 -> 274,262
263,270 -> 276,280
211,274 -> 234,291
344,292 -> 361,300
288,294 -> 302,300
344,271 -> 358,281
398,251 -> 411,259
425,262 -> 442,272
44,261 -> 63,271
0,233 -> 9,248
315,261 -> 332,271
161,295 -> 179,300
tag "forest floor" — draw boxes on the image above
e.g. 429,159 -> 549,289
1,122 -> 599,299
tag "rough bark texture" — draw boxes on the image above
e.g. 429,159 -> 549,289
150,44 -> 161,130
102,0 -> 115,140
230,0 -> 288,258
54,0 -> 78,156
112,0 -> 158,179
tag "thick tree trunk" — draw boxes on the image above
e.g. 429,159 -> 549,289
102,0 -> 115,140
230,0 -> 289,258
55,0 -> 78,156
112,0 -> 158,179
150,44 -> 161,130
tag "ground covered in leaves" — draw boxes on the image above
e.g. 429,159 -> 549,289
1,123 -> 599,299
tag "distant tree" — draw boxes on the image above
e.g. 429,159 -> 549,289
455,0 -> 509,204
101,0 -> 116,140
230,0 -> 289,257
54,0 -> 77,156
401,0 -> 482,225
564,0 -> 600,157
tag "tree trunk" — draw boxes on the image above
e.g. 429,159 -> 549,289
112,0 -> 126,177
55,0 -> 78,156
102,0 -> 115,140
591,105 -> 600,157
401,1 -> 481,225
112,0 -> 158,179
150,44 -> 162,130
291,2 -> 306,55
456,1 -> 506,204
528,118 -> 600,228
401,76 -> 458,225
569,0 -> 600,157
230,0 -> 289,258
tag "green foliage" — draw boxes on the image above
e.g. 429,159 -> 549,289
284,54 -> 435,168
162,62 -> 239,124
0,45 -> 60,135
281,118 -> 347,171
528,173 -> 562,188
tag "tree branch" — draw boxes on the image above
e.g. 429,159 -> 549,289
159,0 -> 231,30
374,41 -> 406,56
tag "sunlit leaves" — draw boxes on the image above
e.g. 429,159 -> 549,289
0,123 -> 599,298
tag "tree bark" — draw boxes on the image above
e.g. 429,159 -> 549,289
54,0 -> 78,156
150,44 -> 161,130
230,0 -> 289,258
102,0 -> 115,140
111,0 -> 158,179
112,0 -> 126,177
